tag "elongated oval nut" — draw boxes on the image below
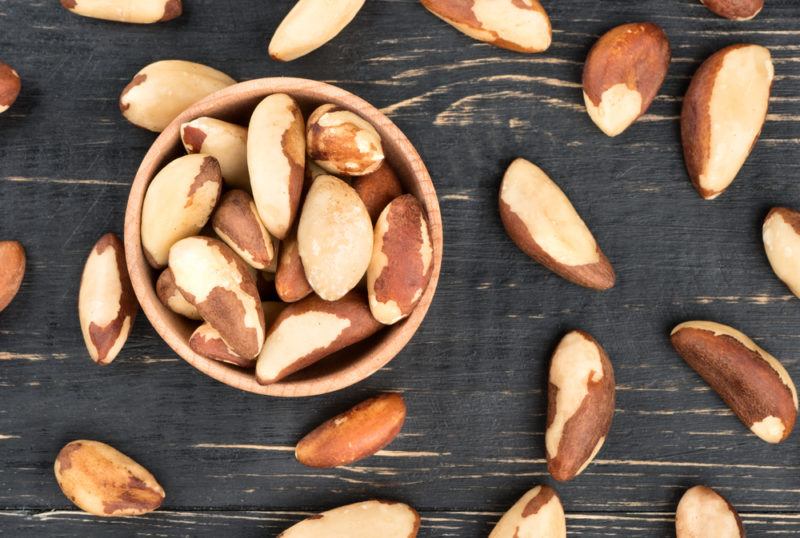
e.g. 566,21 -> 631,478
546,330 -> 615,481
120,60 -> 235,132
0,62 -> 21,114
212,190 -> 275,270
78,234 -> 138,365
141,154 -> 222,268
681,44 -> 773,199
181,117 -> 249,190
489,485 -> 567,538
298,175 -> 373,300
763,207 -> 800,298
307,104 -> 384,177
353,162 -> 404,222
499,158 -> 615,290
583,22 -> 671,137
0,240 -> 25,312
169,237 -> 265,359
189,323 -> 252,368
248,93 -> 305,239
278,500 -> 420,538
368,195 -> 433,325
701,0 -> 763,20
60,0 -> 181,23
54,440 -> 164,517
275,228 -> 312,303
671,321 -> 798,443
676,486 -> 744,538
269,0 -> 366,62
296,393 -> 406,468
156,268 -> 200,320
256,291 -> 382,384
420,0 -> 551,53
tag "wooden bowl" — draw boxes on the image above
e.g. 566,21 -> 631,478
124,78 -> 442,397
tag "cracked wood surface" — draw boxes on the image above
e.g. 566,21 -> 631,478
1,0 -> 799,535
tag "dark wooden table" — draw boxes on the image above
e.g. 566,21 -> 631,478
1,0 -> 799,535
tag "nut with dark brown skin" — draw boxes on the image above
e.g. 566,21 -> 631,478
420,0 -> 551,53
296,393 -> 406,468
0,241 -> 25,312
60,0 -> 182,23
671,321 -> 798,443
169,237 -> 266,360
306,104 -> 384,177
256,291 -> 382,385
278,500 -> 420,538
583,22 -> 671,137
489,485 -> 566,538
78,234 -> 138,365
181,117 -> 250,191
681,44 -> 773,199
676,486 -> 744,537
189,323 -> 252,368
212,189 -> 275,271
275,228 -> 313,303
0,62 -> 21,114
352,161 -> 404,222
701,0 -> 764,20
156,268 -> 201,320
546,330 -> 615,481
54,440 -> 164,517
499,158 -> 615,290
367,195 -> 433,325
762,207 -> 800,298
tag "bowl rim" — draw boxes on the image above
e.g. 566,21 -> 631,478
123,77 -> 443,397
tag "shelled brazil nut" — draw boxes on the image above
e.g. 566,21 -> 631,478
0,62 -> 21,114
278,499 -> 420,537
60,0 -> 182,24
489,485 -> 567,538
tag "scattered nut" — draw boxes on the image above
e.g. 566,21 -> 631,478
489,485 -> 567,538
352,162 -> 404,222
120,60 -> 236,132
296,393 -> 406,468
189,323 -> 251,367
141,154 -> 222,268
583,22 -> 671,137
0,62 -> 21,114
248,93 -> 306,240
256,291 -> 382,384
307,104 -> 384,177
0,240 -> 25,312
60,0 -> 181,24
367,195 -> 433,325
78,234 -> 138,365
278,499 -> 419,538
269,0 -> 366,62
54,440 -> 164,517
763,207 -> 800,297
499,158 -> 615,290
671,321 -> 798,443
275,228 -> 313,303
156,268 -> 201,320
169,237 -> 265,359
701,0 -> 763,20
420,0 -> 551,53
212,190 -> 275,270
681,44 -> 773,199
181,117 -> 250,191
298,175 -> 373,301
546,330 -> 615,481
676,485 -> 744,538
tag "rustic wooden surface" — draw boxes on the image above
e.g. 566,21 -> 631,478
1,0 -> 799,536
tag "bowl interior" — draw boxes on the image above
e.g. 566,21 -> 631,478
124,78 -> 442,397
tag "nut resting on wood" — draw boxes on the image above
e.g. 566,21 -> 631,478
671,321 -> 798,443
675,485 -> 744,537
499,158 -> 615,290
0,62 -> 21,114
296,393 -> 406,468
489,485 -> 567,538
762,207 -> 800,299
60,0 -> 182,24
278,499 -> 420,537
0,240 -> 25,312
546,330 -> 615,481
701,0 -> 764,20
54,440 -> 164,517
78,233 -> 138,365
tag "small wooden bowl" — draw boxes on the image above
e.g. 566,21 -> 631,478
124,78 -> 442,397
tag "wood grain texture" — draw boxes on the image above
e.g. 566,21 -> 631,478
0,0 -> 799,535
